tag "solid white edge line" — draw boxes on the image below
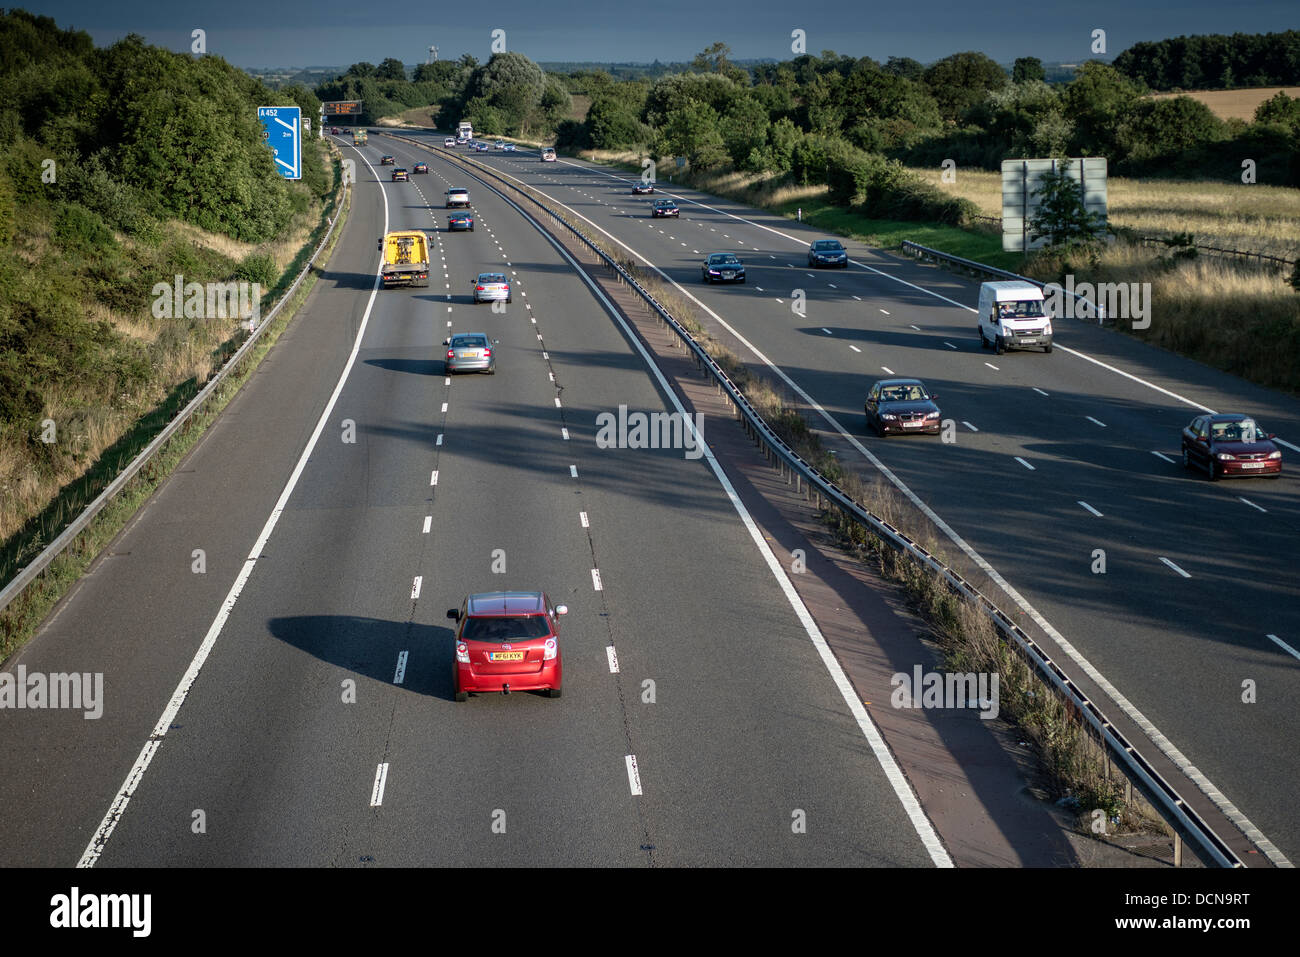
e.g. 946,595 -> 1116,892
78,157 -> 392,867
1266,634 -> 1300,662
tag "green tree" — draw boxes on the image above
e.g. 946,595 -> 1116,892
1255,91 -> 1300,132
923,51 -> 1007,121
1028,161 -> 1103,247
1064,61 -> 1143,155
345,61 -> 377,78
376,58 -> 406,81
1115,96 -> 1224,164
1013,57 -> 1046,84
883,56 -> 924,81
656,99 -> 727,169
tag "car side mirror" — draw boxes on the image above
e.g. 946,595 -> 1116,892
442,339 -> 450,345
493,339 -> 500,344
446,608 -> 460,621
555,605 -> 568,616
930,393 -> 938,401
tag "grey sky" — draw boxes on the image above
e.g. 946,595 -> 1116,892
22,0 -> 1300,68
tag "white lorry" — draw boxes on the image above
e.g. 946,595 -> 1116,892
457,121 -> 473,141
977,281 -> 1053,354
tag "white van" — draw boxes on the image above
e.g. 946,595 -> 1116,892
977,281 -> 1053,354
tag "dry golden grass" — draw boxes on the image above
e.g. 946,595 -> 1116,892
1146,86 -> 1300,121
914,165 -> 1300,261
170,220 -> 256,263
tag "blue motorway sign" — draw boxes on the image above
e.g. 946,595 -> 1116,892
257,106 -> 301,180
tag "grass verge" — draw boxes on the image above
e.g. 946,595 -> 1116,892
0,173 -> 352,665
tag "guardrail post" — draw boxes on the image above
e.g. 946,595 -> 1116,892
1174,832 -> 1183,868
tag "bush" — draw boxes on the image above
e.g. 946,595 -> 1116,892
234,252 -> 278,288
53,203 -> 115,251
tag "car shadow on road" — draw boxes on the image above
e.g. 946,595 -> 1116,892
266,615 -> 457,700
363,357 -> 444,376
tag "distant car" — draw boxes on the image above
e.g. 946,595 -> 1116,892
447,591 -> 568,700
447,211 -> 474,231
632,182 -> 655,194
446,187 -> 471,208
473,142 -> 489,151
495,140 -> 506,150
444,137 -> 456,147
503,143 -> 516,152
391,168 -> 409,181
413,162 -> 428,174
541,147 -> 557,162
331,127 -> 341,135
864,378 -> 942,437
444,333 -> 498,375
808,239 -> 848,268
456,136 -> 469,146
1181,414 -> 1282,480
472,272 -> 511,304
380,155 -> 395,165
701,253 -> 745,283
652,199 -> 679,218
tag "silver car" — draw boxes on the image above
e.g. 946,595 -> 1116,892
472,272 -> 511,304
444,333 -> 498,374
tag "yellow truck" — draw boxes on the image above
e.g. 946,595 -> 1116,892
377,230 -> 430,288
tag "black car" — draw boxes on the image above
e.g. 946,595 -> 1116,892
864,378 -> 942,436
1181,414 -> 1282,480
701,253 -> 745,283
652,199 -> 679,218
632,182 -> 656,194
447,212 -> 475,232
808,239 -> 848,268
380,155 -> 395,165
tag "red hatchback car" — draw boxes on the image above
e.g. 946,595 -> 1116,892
447,592 -> 568,700
1181,413 -> 1282,480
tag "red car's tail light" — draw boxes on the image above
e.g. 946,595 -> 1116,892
543,637 -> 557,660
456,642 -> 470,663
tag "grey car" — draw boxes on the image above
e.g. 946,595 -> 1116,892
808,239 -> 848,268
472,272 -> 511,304
444,333 -> 498,374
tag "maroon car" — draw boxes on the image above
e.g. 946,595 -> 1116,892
447,592 -> 568,700
1181,414 -> 1282,480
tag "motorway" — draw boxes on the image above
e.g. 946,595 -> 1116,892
0,135 -> 942,866
399,130 -> 1300,864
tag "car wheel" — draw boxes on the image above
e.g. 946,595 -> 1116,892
1182,446 -> 1191,469
547,687 -> 562,699
1208,460 -> 1219,481
453,667 -> 468,702
470,225 -> 474,231
506,296 -> 512,304
995,337 -> 1005,355
1044,344 -> 1053,354
739,276 -> 746,284
979,329 -> 988,349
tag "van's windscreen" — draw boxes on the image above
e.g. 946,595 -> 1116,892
999,300 -> 1045,318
